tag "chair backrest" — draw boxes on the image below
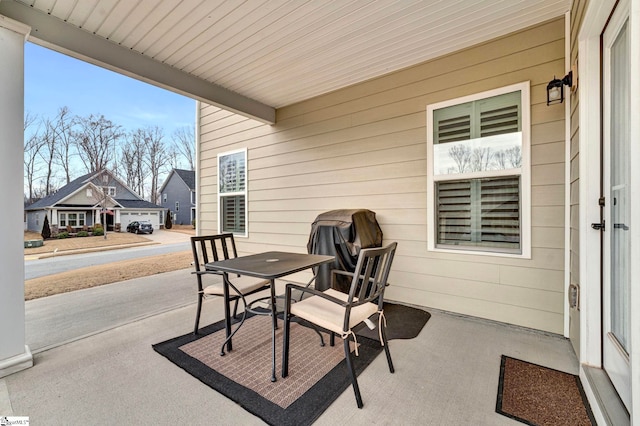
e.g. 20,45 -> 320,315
346,242 -> 397,309
190,234 -> 238,274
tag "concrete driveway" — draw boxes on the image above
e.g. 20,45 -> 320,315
142,228 -> 193,244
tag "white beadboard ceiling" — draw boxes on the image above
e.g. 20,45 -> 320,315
1,0 -> 570,123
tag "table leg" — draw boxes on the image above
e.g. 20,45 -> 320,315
222,273 -> 232,354
270,278 -> 277,382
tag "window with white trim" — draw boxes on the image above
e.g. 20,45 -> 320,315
426,82 -> 530,256
103,187 -> 116,196
59,212 -> 86,228
218,148 -> 247,236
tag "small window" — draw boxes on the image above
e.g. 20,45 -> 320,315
163,193 -> 167,203
427,82 -> 530,257
218,148 -> 247,236
175,201 -> 179,212
86,188 -> 93,198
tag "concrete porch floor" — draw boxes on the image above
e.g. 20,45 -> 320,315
2,271 -> 578,425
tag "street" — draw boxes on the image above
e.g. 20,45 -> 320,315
24,241 -> 190,279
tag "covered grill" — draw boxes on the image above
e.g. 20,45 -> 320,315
307,209 -> 383,292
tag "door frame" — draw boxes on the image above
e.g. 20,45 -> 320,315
578,0 -> 640,421
601,2 -> 631,408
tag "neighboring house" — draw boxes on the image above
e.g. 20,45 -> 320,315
159,168 -> 195,226
24,169 -> 164,234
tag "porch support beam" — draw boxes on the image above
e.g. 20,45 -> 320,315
0,13 -> 33,378
0,0 -> 275,125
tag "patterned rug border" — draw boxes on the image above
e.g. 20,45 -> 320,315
152,313 -> 383,426
496,355 -> 596,426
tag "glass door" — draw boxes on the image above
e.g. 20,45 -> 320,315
602,0 -> 631,410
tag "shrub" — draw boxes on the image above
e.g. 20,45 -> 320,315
165,209 -> 173,229
41,215 -> 51,239
77,230 -> 89,237
92,226 -> 104,236
57,232 -> 69,239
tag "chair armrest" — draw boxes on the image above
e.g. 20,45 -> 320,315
332,269 -> 377,285
285,283 -> 348,307
331,270 -> 355,278
191,270 -> 224,276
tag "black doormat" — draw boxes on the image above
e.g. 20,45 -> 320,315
496,355 -> 596,425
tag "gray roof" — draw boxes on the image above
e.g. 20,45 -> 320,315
116,199 -> 163,209
25,171 -> 95,210
25,170 -> 163,211
174,169 -> 195,190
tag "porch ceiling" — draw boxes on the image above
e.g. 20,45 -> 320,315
1,0 -> 570,123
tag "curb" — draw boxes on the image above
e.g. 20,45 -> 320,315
25,241 -> 160,260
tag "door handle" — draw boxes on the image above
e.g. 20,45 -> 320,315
591,222 -> 605,231
614,223 -> 629,230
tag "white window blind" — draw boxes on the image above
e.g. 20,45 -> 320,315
436,177 -> 520,249
218,149 -> 247,236
427,82 -> 530,256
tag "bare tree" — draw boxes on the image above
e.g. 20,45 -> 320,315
142,126 -> 171,203
38,116 -> 58,196
506,146 -> 522,168
24,111 -> 37,131
172,125 -> 195,170
448,144 -> 471,173
24,115 -> 44,204
52,107 -> 76,184
493,149 -> 507,169
166,143 -> 180,170
120,129 -> 148,197
73,114 -> 124,173
470,147 -> 493,172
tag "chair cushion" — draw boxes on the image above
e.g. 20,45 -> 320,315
203,275 -> 269,296
290,289 -> 378,336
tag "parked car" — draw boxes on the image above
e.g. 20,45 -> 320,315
126,221 -> 154,234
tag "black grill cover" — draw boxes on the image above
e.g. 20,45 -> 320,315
307,209 -> 383,292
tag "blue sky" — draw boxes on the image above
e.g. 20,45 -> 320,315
25,42 -> 196,136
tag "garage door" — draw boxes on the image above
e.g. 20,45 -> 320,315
120,212 -> 160,229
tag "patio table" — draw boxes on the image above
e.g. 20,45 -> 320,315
205,251 -> 334,382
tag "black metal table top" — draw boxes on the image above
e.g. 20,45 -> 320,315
205,251 -> 334,280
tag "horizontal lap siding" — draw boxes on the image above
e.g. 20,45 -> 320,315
198,18 -> 567,333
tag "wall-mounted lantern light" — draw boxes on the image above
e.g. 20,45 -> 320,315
546,71 -> 573,105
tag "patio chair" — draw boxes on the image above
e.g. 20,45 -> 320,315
282,242 -> 397,408
190,234 -> 270,335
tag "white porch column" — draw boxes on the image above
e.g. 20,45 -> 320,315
0,15 -> 32,378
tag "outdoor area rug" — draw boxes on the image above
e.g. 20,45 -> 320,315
353,302 -> 431,341
152,303 -> 429,426
496,355 -> 596,425
153,314 -> 382,426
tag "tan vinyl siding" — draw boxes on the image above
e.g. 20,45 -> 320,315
198,18 -> 568,333
64,189 -> 96,205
